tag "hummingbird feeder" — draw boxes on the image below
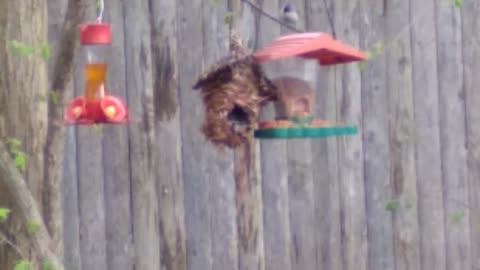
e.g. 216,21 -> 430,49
65,22 -> 128,125
253,32 -> 367,139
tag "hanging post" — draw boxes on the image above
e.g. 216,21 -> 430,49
229,1 -> 264,269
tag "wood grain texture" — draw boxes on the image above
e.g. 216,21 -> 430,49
74,5 -> 108,267
385,1 -> 421,269
410,0 -> 446,269
47,0 -> 82,268
203,1 -> 238,270
176,0 -> 213,269
462,1 -> 480,269
435,1 -> 471,270
276,1 -> 317,270
304,1 -> 342,269
62,126 -> 82,270
122,0 -> 161,269
255,1 -> 291,270
102,0 -> 134,269
150,0 -> 186,269
359,1 -> 395,270
333,1 -> 368,270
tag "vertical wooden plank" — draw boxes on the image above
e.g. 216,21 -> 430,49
149,0 -> 187,269
462,1 -> 480,268
176,0 -> 213,269
122,0 -> 161,269
304,1 -> 342,269
385,0 -> 421,269
202,1 -> 238,270
102,0 -> 134,269
275,1 -> 317,270
74,6 -> 108,270
333,0 -> 368,269
435,1 -> 471,269
255,2 -> 291,270
410,0 -> 446,269
76,75 -> 108,269
47,0 -> 81,269
63,126 -> 82,270
359,1 -> 395,270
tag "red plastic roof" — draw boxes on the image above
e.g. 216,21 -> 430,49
254,32 -> 368,65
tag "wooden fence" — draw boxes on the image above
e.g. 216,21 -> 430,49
48,0 -> 480,269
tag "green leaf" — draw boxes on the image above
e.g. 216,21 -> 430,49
50,91 -> 59,105
9,40 -> 35,56
224,12 -> 233,26
385,200 -> 400,211
14,152 -> 28,173
6,138 -> 22,153
26,220 -> 41,237
0,208 -> 10,222
358,61 -> 368,71
14,261 -> 34,270
41,259 -> 59,270
372,41 -> 384,57
39,43 -> 50,61
453,0 -> 464,8
450,211 -> 465,224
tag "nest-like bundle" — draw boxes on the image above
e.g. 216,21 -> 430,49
193,32 -> 276,148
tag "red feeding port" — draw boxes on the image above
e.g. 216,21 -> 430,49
254,32 -> 368,65
64,95 -> 128,125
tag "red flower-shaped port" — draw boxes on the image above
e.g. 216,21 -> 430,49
65,95 -> 128,125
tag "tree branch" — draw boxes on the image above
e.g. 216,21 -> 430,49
43,0 -> 89,257
0,142 -> 62,269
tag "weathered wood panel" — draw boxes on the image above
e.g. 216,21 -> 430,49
462,1 -> 480,269
74,7 -> 108,270
201,1 -> 238,270
49,1 -> 480,270
255,2 -> 291,270
176,0 -> 213,269
385,0 -> 421,269
149,0 -> 186,269
47,0 -> 82,269
435,2 -> 471,270
102,1 -> 134,269
304,1 -> 342,269
122,0 -> 161,269
333,1 -> 368,270
359,1 -> 395,270
410,0 -> 446,269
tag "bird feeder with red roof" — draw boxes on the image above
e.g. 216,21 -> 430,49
65,22 -> 128,125
253,32 -> 367,139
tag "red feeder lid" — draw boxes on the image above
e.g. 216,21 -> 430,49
79,23 -> 112,45
254,32 -> 368,65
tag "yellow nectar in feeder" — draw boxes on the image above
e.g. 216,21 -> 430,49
64,22 -> 128,125
252,32 -> 368,139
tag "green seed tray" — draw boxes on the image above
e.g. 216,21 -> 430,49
254,125 -> 358,139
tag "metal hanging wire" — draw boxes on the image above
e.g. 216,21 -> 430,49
96,0 -> 105,23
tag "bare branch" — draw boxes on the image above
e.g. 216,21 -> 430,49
43,0 -> 89,257
0,142 -> 62,269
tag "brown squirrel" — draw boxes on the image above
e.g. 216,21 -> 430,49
271,76 -> 314,119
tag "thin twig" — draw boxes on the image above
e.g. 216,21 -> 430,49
241,0 -> 303,33
0,232 -> 26,260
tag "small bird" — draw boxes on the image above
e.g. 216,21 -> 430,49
282,3 -> 299,24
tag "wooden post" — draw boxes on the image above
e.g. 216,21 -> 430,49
230,1 -> 264,269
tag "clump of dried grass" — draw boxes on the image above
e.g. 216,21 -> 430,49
193,33 -> 275,148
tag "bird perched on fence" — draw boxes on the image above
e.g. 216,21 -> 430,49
282,3 -> 299,24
